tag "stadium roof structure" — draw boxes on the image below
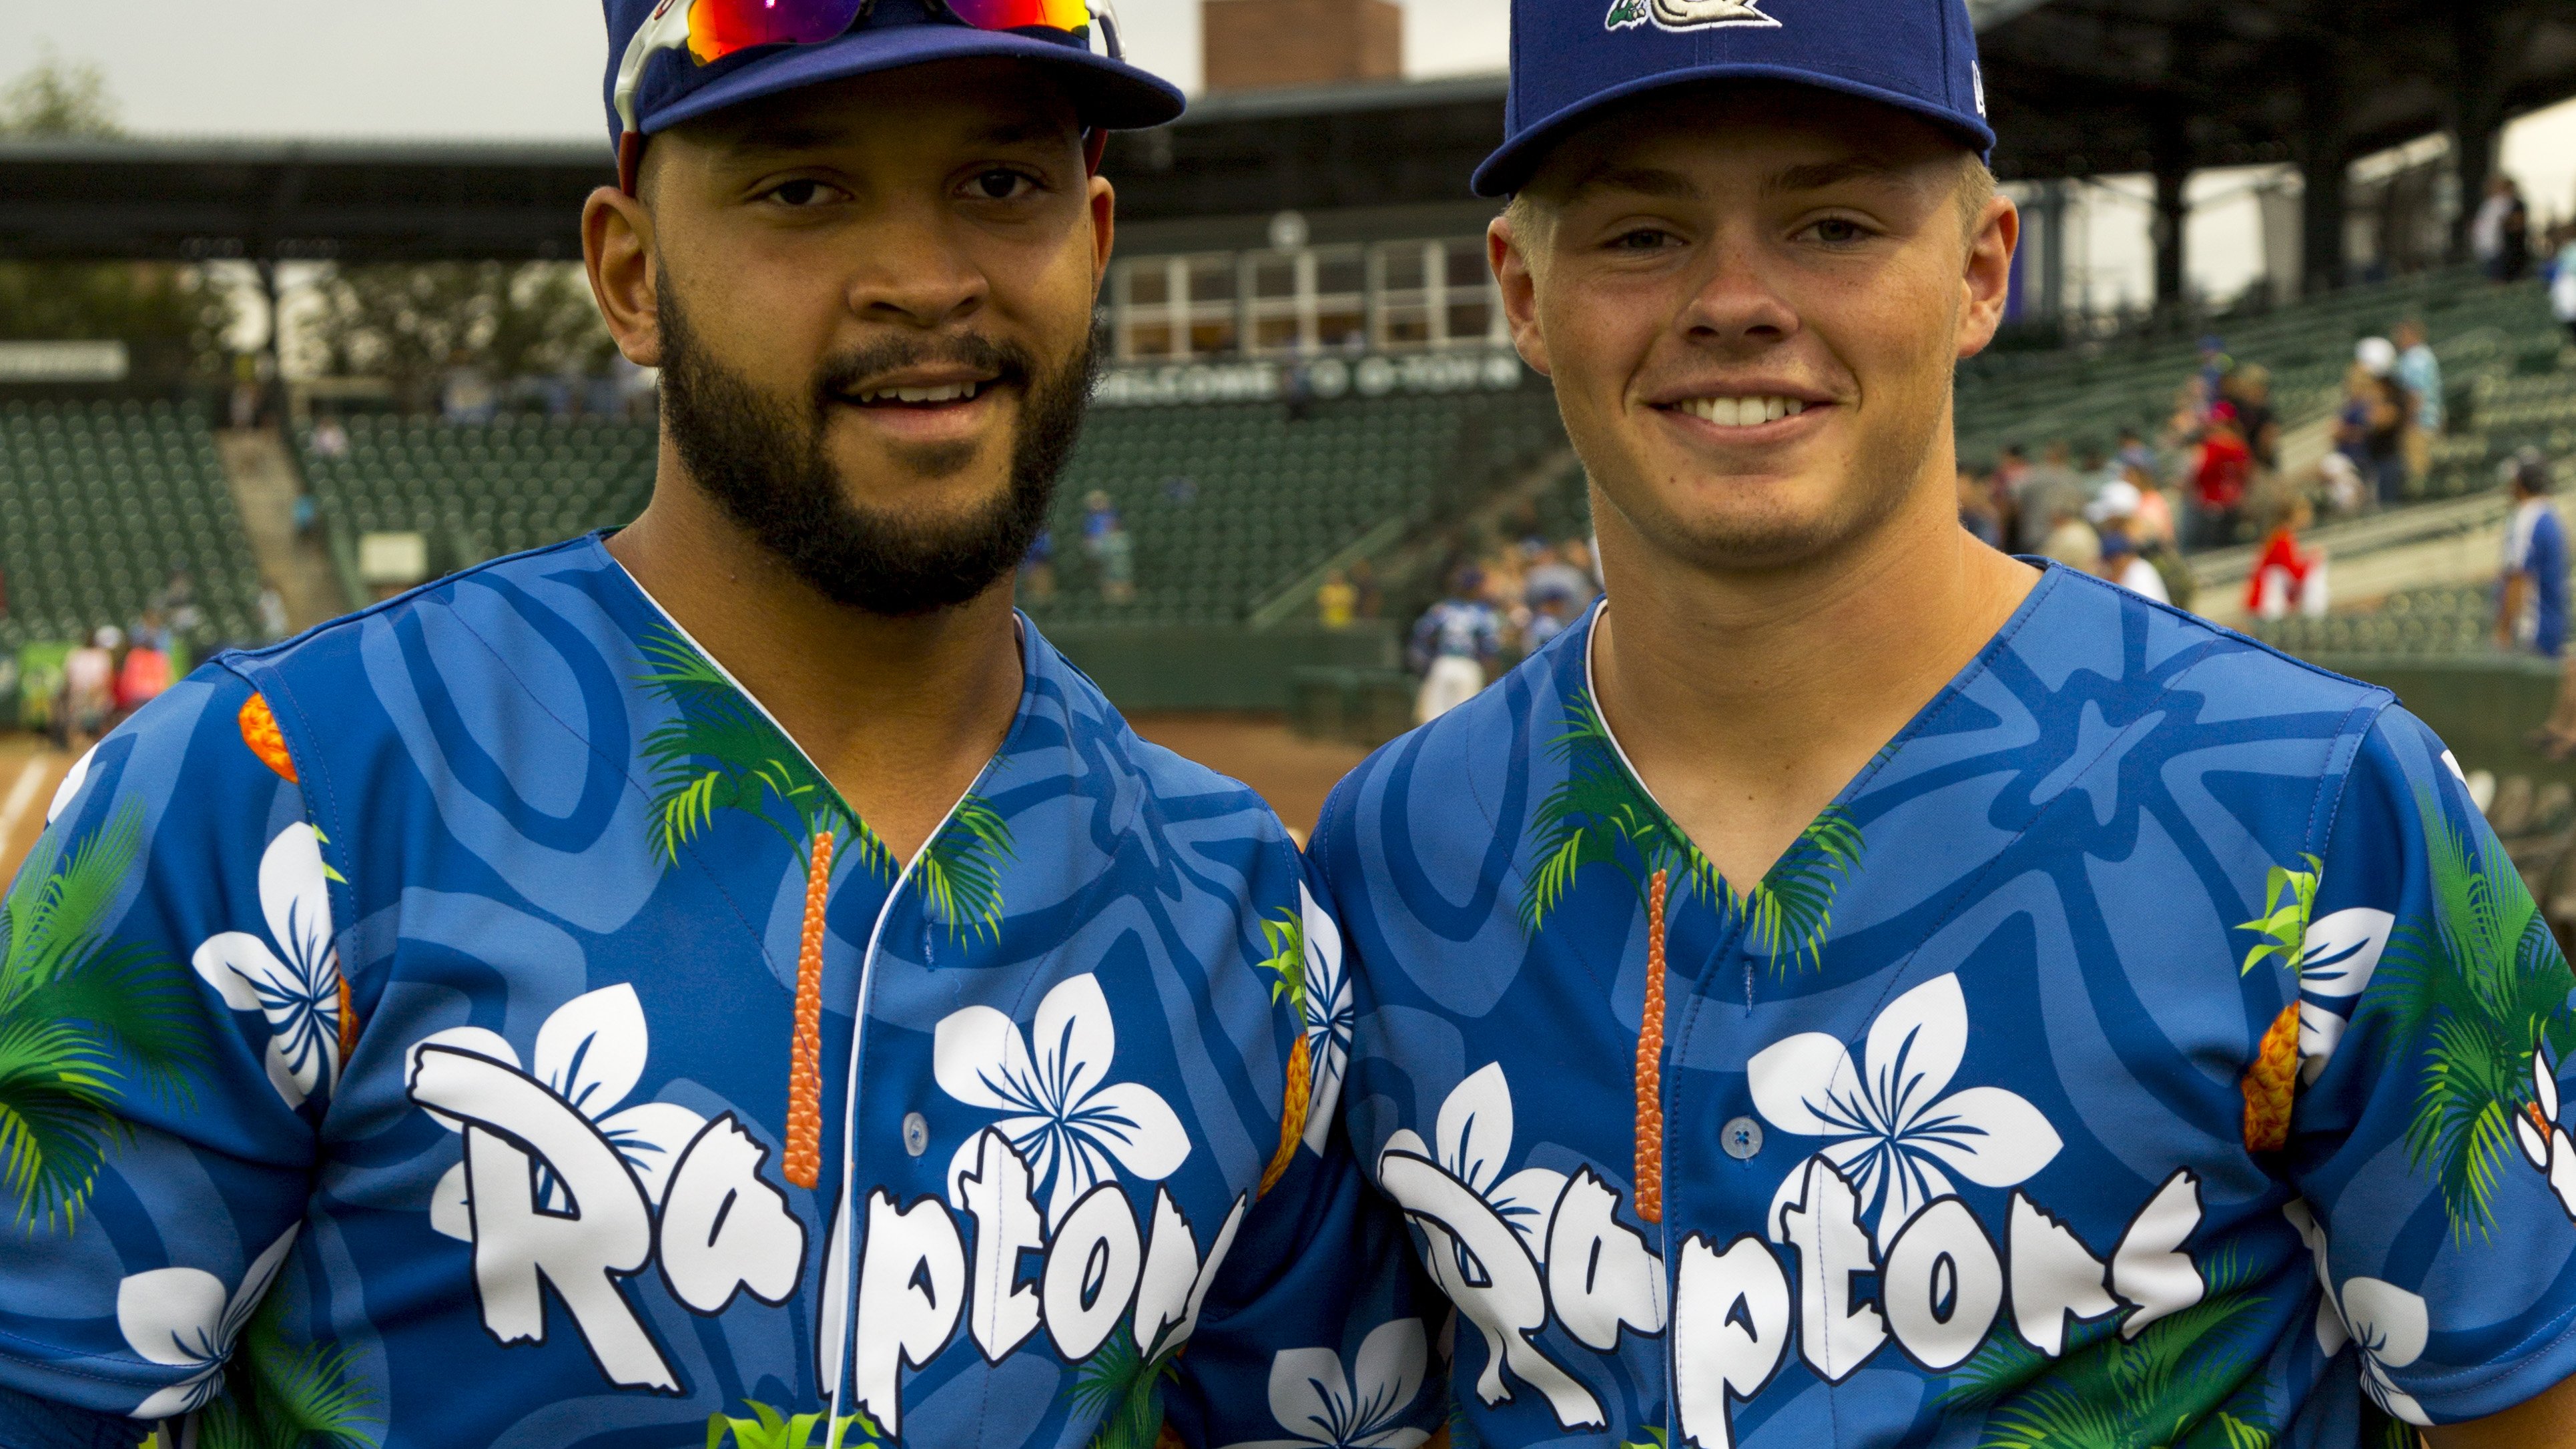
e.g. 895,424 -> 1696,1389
1,0 -> 2569,297
0,137 -> 609,266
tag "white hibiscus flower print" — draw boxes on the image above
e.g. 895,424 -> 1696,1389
2290,908 -> 2394,1083
410,983 -> 708,1241
1383,1062 -> 1569,1257
2283,1201 -> 2432,1426
192,822 -> 344,1108
2513,1048 -> 2576,1221
1221,1318 -> 1431,1449
1300,884 -> 1353,1153
117,1226 -> 299,1420
1749,973 -> 2062,1247
45,742 -> 95,826
934,972 -> 1191,1225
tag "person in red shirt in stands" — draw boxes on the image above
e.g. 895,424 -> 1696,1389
2246,493 -> 2320,618
2190,400 -> 2254,549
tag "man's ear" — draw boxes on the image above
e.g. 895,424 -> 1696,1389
1088,172 -> 1117,290
1490,210 -> 1550,378
1955,192 -> 2019,362
584,183 -> 663,368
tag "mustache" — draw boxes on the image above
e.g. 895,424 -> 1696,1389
814,334 -> 1036,409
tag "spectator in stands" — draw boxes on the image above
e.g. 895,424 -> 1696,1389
2086,480 -> 2169,603
2473,174 -> 2532,283
1316,569 -> 1357,629
1018,528 -> 1056,601
2246,495 -> 2322,620
2345,338 -> 2413,506
2222,364 -> 2280,473
2195,336 -> 2232,418
1524,592 -> 1576,653
2317,451 -> 2368,518
1094,521 -> 1135,604
2393,319 -> 2444,435
292,489 -> 318,539
2011,440 -> 2085,553
61,627 -> 117,749
2500,449 -> 2567,660
2114,428 -> 2156,483
2190,401 -> 2254,548
2553,222 -> 2576,349
1409,568 -> 1500,723
1524,541 -> 1600,614
257,580 -> 291,643
2037,499 -> 2099,571
117,627 -> 171,715
1957,466 -> 2003,549
310,412 -> 350,460
1347,557 -> 1383,620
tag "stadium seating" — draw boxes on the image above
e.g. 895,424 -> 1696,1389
297,413 -> 658,566
297,384 -> 1568,627
0,399 -> 260,647
1032,388 -> 1566,625
2244,582 -> 2496,659
1954,270 -> 2569,503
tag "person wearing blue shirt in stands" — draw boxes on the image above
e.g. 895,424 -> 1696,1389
2503,448 -> 2568,658
0,5 -> 1439,1446
1306,0 -> 2576,1444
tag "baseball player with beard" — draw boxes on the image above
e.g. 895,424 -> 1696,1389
0,5 -> 1436,1446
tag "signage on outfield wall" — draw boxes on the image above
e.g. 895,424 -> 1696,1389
1092,350 -> 1526,407
0,341 -> 129,384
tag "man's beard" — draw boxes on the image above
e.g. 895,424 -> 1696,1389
657,281 -> 1095,616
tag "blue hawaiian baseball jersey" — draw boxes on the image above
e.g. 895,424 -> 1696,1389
1309,565 -> 2576,1448
0,535 -> 1436,1449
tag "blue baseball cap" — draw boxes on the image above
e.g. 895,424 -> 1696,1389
605,0 -> 1185,188
1472,0 -> 1993,197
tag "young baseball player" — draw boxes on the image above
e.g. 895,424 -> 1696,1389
1305,2 -> 2576,1446
0,5 -> 1434,1446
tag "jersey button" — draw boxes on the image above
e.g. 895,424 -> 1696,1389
903,1112 -> 929,1157
1722,1115 -> 1763,1161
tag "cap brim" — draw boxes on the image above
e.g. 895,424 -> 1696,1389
1471,63 -> 1995,197
645,22 -> 1185,136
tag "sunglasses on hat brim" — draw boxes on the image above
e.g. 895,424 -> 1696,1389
614,0 -> 1112,195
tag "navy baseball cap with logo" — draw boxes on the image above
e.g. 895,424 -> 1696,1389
604,0 -> 1185,193
1472,0 -> 1994,196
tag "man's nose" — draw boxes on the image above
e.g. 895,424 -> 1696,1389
846,208 -> 990,328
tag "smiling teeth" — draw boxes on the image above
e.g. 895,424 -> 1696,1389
857,381 -> 980,404
1680,396 -> 1805,427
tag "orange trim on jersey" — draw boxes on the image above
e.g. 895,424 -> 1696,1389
240,693 -> 299,783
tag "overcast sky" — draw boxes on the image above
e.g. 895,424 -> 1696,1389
5,0 -> 2571,314
0,0 -> 1514,137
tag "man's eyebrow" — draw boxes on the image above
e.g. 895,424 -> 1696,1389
1762,156 -> 1915,196
1556,165 -> 1700,206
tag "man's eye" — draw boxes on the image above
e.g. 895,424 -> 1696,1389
765,179 -> 840,208
1610,227 -> 1674,252
967,169 -> 1037,201
1809,218 -> 1872,244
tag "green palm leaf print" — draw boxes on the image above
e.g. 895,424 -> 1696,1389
1942,1251 -> 2274,1449
634,628 -> 874,871
915,796 -> 1016,946
1070,1323 -> 1178,1449
1520,690 -> 1860,974
0,799 -> 202,1229
198,1291 -> 377,1449
2236,856 -> 2322,976
2365,790 -> 2576,1238
703,1401 -> 879,1449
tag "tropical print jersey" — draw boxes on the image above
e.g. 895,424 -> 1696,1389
1309,565 -> 2576,1448
0,535 -> 1436,1449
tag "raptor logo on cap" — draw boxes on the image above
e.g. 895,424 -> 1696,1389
1605,0 -> 1779,32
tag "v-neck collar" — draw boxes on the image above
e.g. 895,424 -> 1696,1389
1573,564 -> 2065,902
586,531 -> 1041,878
